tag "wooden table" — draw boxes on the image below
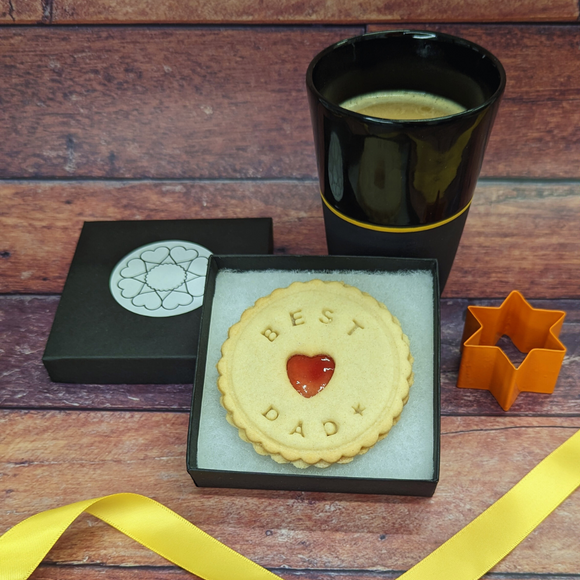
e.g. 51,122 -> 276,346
1,4 -> 579,579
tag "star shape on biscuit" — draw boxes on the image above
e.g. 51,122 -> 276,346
457,291 -> 566,411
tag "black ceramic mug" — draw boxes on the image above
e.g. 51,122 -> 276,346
306,30 -> 506,291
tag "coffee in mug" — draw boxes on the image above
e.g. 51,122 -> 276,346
341,90 -> 466,121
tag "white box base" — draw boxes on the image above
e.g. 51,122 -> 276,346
196,268 -> 436,482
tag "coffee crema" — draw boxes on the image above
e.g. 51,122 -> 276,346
340,90 -> 465,121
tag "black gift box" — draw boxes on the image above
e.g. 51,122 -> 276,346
187,255 -> 440,496
43,219 -> 273,384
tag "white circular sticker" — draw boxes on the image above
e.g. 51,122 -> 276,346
109,240 -> 212,317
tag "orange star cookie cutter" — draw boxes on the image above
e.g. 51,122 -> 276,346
457,291 -> 566,411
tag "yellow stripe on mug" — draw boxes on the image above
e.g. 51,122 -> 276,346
321,191 -> 472,233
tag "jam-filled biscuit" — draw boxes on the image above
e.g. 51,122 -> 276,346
217,280 -> 413,468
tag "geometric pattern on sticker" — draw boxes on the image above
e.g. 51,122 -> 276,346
109,240 -> 212,318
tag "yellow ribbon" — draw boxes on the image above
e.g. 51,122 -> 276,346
1,429 -> 580,580
0,493 -> 279,580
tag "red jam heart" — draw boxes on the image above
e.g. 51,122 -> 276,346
287,354 -> 335,398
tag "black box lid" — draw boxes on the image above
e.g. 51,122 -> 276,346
43,218 -> 273,384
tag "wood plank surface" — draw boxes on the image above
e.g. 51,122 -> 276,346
1,412 -> 579,575
446,180 -> 580,299
0,0 -> 48,23
1,25 -> 580,180
1,180 -> 579,298
3,0 -> 577,24
0,180 -> 325,293
1,295 -> 578,414
1,10 -> 579,580
47,0 -> 578,24
0,27 -> 356,180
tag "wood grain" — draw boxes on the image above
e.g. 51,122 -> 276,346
1,412 -> 579,575
1,25 -> 580,180
1,180 -> 579,298
46,0 -> 578,24
0,12 -> 579,580
0,27 -> 356,180
1,296 -> 578,414
0,180 -> 325,294
446,180 -> 580,299
4,0 -> 577,24
0,0 -> 48,23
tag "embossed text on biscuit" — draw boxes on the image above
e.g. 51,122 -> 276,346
348,319 -> 364,335
290,422 -> 305,437
263,406 -> 279,421
319,308 -> 334,323
290,310 -> 305,326
262,327 -> 279,342
324,421 -> 338,436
